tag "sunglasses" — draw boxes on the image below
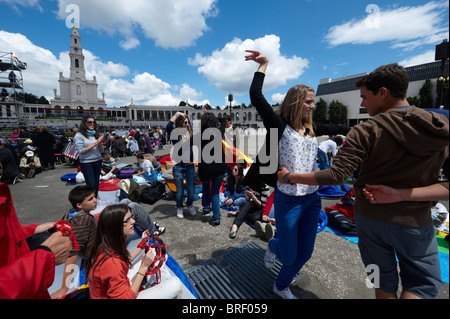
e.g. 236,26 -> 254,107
86,120 -> 96,125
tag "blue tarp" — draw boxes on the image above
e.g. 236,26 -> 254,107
318,184 -> 351,198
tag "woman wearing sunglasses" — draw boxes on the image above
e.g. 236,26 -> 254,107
74,116 -> 105,197
166,112 -> 196,219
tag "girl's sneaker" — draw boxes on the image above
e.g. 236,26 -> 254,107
264,246 -> 275,269
273,284 -> 297,299
188,206 -> 197,216
176,208 -> 184,219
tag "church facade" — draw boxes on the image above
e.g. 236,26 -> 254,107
50,27 -> 106,114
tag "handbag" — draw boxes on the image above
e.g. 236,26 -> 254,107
140,181 -> 166,205
63,142 -> 79,160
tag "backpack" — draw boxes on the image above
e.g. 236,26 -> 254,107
117,168 -> 138,179
326,209 -> 358,236
118,178 -> 142,202
140,181 -> 166,205
324,187 -> 357,236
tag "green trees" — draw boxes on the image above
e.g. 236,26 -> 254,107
11,92 -> 49,104
405,77 -> 449,109
313,97 -> 327,123
314,98 -> 348,125
418,79 -> 433,108
328,100 -> 348,124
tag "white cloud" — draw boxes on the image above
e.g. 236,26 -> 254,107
119,37 -> 140,51
55,0 -> 218,49
0,30 -> 207,107
398,50 -> 436,67
104,75 -> 210,107
0,0 -> 42,12
189,34 -> 309,97
103,73 -> 170,106
179,84 -> 210,106
271,93 -> 285,104
391,31 -> 449,51
325,1 -> 449,49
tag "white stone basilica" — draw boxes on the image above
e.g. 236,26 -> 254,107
50,27 -> 106,113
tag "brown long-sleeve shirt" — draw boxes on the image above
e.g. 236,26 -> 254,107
315,106 -> 449,227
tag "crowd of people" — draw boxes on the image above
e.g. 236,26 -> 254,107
0,126 -> 58,183
0,123 -> 168,185
0,50 -> 448,300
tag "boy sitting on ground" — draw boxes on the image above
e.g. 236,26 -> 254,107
134,153 -> 157,183
51,185 -> 98,299
100,150 -> 117,178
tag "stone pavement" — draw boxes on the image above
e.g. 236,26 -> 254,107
6,144 -> 449,299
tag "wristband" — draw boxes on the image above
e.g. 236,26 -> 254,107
137,271 -> 146,277
284,172 -> 293,185
37,245 -> 52,253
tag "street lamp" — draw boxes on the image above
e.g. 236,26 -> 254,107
437,76 -> 449,108
228,93 -> 233,117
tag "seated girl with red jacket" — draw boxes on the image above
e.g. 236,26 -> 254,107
85,204 -> 155,299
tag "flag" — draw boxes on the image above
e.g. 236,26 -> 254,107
222,139 -> 253,168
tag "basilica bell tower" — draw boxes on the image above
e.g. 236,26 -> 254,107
69,26 -> 86,80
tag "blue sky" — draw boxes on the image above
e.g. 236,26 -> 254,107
0,0 -> 448,109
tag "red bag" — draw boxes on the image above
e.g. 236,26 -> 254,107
324,188 -> 355,220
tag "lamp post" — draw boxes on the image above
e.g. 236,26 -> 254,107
437,76 -> 449,109
228,93 -> 233,117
